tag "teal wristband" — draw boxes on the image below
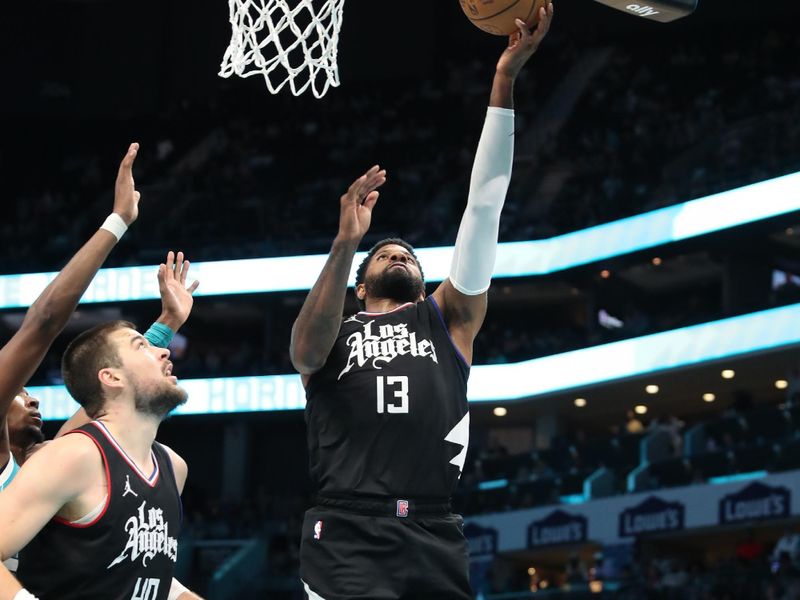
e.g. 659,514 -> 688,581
143,322 -> 175,348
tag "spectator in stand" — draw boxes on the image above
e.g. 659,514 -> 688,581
786,368 -> 800,407
650,414 -> 685,457
736,530 -> 766,564
565,554 -> 589,586
482,437 -> 510,460
772,526 -> 800,566
661,559 -> 690,589
625,410 -> 645,434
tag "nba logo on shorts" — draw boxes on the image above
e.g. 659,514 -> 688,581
314,520 -> 323,540
396,500 -> 409,518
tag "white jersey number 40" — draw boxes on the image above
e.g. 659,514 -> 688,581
376,375 -> 409,414
131,578 -> 160,600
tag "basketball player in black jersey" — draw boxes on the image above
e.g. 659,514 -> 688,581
0,318 -> 202,600
291,6 -> 553,599
0,146 -> 201,599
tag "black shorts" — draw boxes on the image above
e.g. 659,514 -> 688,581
299,497 -> 473,600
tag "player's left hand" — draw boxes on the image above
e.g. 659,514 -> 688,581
113,142 -> 141,226
495,2 -> 554,80
158,251 -> 200,330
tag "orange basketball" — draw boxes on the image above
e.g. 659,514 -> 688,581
459,0 -> 548,36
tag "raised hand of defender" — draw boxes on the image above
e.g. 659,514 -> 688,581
158,251 -> 200,330
496,2 -> 554,80
337,165 -> 387,242
113,142 -> 141,226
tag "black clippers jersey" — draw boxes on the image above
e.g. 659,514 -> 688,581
305,296 -> 470,499
18,422 -> 182,600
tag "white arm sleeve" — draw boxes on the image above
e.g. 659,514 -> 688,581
449,106 -> 515,295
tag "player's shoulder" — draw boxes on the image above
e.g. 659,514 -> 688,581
157,442 -> 186,469
48,431 -> 101,458
157,442 -> 188,490
24,431 -> 103,479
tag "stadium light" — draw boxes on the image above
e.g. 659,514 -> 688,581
2,172 -> 799,309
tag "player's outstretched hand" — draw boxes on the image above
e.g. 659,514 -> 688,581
113,142 -> 141,226
337,165 -> 387,243
158,251 -> 200,329
496,2 -> 554,80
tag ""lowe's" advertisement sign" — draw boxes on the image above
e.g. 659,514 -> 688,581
528,510 -> 588,548
719,481 -> 791,525
619,496 -> 685,538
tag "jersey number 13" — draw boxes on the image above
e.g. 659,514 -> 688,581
376,375 -> 409,414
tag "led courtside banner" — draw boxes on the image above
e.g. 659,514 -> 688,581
1,172 -> 798,309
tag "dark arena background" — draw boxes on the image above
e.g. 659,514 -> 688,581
2,0 -> 800,597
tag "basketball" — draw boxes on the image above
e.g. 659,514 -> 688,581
459,0 -> 549,36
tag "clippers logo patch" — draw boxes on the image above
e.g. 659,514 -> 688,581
314,520 -> 323,540
396,500 -> 409,518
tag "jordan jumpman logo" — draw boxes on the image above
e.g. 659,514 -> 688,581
122,475 -> 138,498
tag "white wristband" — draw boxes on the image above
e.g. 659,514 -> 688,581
14,590 -> 40,600
168,577 -> 189,600
100,213 -> 128,241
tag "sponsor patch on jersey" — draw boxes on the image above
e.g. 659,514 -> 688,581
396,499 -> 409,518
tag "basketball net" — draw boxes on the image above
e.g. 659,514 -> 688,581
219,0 -> 345,98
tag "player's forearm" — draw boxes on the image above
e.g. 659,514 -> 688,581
0,226 -> 118,415
155,311 -> 184,332
291,236 -> 359,374
489,72 -> 514,110
169,577 -> 202,600
22,228 -> 117,338
0,561 -> 24,600
449,107 -> 514,295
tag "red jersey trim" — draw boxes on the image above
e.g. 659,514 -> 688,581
52,430 -> 111,529
90,421 -> 160,488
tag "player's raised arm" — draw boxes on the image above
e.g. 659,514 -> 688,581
290,166 -> 387,377
0,143 -> 142,469
491,4 -> 553,110
432,3 -> 553,364
54,250 -> 199,439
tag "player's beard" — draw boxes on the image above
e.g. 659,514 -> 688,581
132,378 -> 188,419
365,266 -> 424,305
28,425 -> 45,444
11,423 -> 45,447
